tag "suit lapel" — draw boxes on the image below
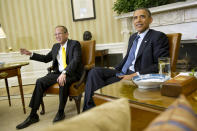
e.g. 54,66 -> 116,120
66,39 -> 71,61
136,30 -> 152,59
53,40 -> 70,62
54,44 -> 60,61
126,33 -> 137,58
128,34 -> 137,50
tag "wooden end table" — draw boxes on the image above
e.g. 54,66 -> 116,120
95,49 -> 109,67
0,62 -> 29,114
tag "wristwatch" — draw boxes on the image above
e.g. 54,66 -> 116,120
62,70 -> 67,75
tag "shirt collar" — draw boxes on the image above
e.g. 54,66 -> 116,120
61,40 -> 68,48
138,29 -> 149,39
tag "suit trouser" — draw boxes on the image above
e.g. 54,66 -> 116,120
29,72 -> 72,111
83,67 -> 121,111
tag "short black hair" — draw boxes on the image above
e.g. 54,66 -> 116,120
55,25 -> 68,33
134,8 -> 152,17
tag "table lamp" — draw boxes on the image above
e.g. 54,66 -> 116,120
0,24 -> 6,67
0,24 -> 6,38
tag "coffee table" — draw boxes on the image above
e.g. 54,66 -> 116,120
93,80 -> 197,131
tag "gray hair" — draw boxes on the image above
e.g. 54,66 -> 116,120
55,25 -> 68,33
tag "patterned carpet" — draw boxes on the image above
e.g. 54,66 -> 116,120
0,84 -> 34,97
0,85 -> 83,131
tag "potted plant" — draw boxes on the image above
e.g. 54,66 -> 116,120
112,0 -> 186,15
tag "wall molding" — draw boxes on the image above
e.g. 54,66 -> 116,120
96,42 -> 125,54
115,0 -> 197,46
0,42 -> 124,88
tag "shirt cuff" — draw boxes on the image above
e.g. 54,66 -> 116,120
136,72 -> 140,76
62,70 -> 67,75
30,52 -> 34,57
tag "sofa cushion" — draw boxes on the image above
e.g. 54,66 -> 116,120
42,98 -> 131,131
144,95 -> 197,131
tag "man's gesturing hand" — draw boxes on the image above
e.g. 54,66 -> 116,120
20,48 -> 32,56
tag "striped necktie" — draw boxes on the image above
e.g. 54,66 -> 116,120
62,47 -> 67,68
121,35 -> 140,74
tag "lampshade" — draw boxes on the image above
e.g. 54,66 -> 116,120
0,24 -> 6,39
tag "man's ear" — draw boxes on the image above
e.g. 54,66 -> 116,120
66,32 -> 69,37
149,17 -> 153,24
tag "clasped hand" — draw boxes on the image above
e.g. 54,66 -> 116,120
57,74 -> 66,86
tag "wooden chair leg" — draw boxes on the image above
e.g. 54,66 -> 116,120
40,100 -> 45,115
73,94 -> 82,114
69,97 -> 72,101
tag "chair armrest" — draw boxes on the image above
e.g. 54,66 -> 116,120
84,64 -> 95,70
72,69 -> 87,89
73,64 -> 95,89
47,66 -> 53,73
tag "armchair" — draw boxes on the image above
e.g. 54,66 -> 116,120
40,40 -> 95,115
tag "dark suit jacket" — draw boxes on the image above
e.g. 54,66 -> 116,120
116,29 -> 169,74
30,39 -> 83,81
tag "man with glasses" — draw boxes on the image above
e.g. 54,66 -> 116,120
16,25 -> 83,129
83,8 -> 169,111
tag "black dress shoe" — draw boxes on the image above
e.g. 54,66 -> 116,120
16,114 -> 39,129
53,111 -> 65,123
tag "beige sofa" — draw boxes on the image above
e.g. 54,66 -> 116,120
42,95 -> 197,131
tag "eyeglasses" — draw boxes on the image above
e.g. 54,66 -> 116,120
54,32 -> 66,36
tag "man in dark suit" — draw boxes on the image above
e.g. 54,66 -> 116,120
16,25 -> 83,129
83,8 -> 169,111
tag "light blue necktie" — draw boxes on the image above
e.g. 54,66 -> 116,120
121,35 -> 140,74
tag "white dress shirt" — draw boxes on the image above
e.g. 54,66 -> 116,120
129,29 -> 149,72
57,40 -> 68,72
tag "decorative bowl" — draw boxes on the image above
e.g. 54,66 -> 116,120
132,74 -> 169,89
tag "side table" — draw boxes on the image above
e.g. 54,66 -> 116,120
0,62 -> 29,114
95,49 -> 109,67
